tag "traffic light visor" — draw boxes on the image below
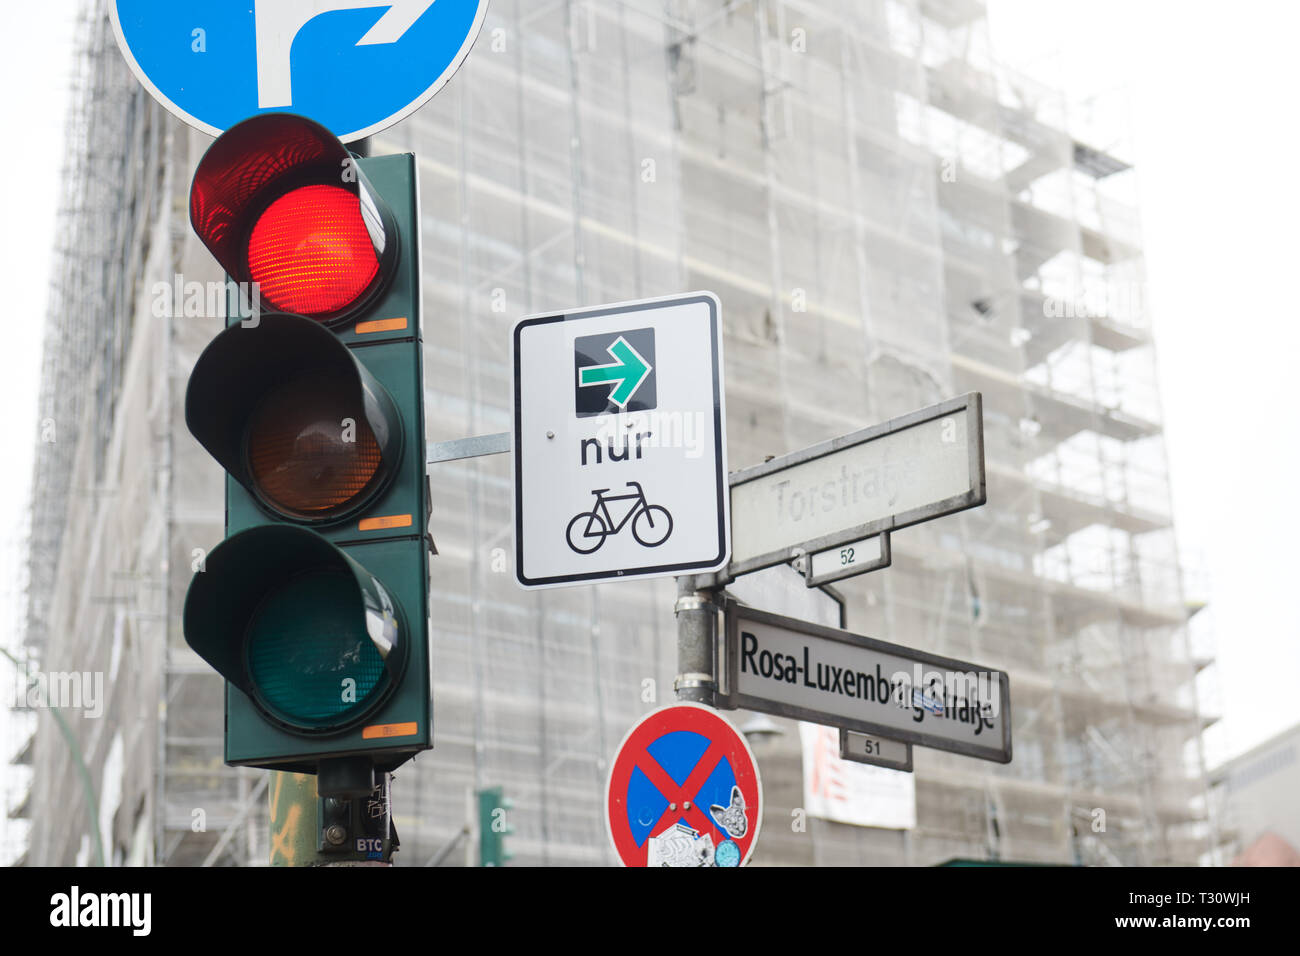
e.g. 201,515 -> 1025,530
185,313 -> 402,522
190,113 -> 396,323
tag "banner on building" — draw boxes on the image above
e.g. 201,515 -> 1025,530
800,723 -> 915,830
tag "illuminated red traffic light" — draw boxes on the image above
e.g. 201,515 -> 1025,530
190,113 -> 396,324
246,185 -> 383,317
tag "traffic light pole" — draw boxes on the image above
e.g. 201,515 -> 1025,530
270,771 -> 396,866
269,773 -> 323,866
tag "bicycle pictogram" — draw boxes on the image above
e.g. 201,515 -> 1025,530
566,482 -> 673,554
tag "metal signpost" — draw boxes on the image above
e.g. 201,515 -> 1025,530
110,0 -> 488,141
727,393 -> 984,581
717,600 -> 1012,764
513,293 -> 730,589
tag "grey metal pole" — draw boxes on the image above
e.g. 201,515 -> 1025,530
674,575 -> 719,705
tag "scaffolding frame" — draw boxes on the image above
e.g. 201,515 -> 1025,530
16,0 -> 1217,867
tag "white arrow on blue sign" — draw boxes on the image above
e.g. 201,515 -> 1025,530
110,0 -> 489,142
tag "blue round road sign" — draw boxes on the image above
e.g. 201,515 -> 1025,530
606,703 -> 763,867
110,0 -> 489,142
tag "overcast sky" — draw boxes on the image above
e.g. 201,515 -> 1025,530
1,2 -> 1296,776
988,0 -> 1300,762
0,4 -> 76,567
0,1 -> 77,863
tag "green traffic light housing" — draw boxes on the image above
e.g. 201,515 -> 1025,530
182,112 -> 431,797
183,526 -> 430,789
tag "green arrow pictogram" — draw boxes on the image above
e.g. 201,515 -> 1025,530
577,336 -> 652,408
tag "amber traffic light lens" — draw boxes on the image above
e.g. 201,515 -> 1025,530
246,373 -> 383,518
247,184 -> 381,319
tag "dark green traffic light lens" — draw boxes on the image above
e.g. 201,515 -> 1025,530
245,570 -> 387,730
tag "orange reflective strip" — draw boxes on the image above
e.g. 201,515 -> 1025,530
359,514 -> 413,532
355,317 -> 408,334
362,722 -> 419,740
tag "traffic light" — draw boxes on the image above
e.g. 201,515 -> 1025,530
182,113 -> 431,798
476,787 -> 514,867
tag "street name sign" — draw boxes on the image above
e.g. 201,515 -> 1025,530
110,0 -> 488,142
727,393 -> 984,579
717,601 -> 1012,763
513,293 -> 729,589
605,703 -> 761,867
838,729 -> 913,772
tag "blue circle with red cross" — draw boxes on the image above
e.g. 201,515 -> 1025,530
605,703 -> 762,867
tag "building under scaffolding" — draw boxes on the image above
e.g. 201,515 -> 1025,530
13,0 -> 1218,866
